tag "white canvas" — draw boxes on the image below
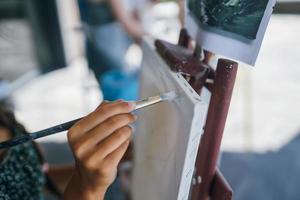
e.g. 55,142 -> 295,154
185,0 -> 277,66
132,38 -> 210,200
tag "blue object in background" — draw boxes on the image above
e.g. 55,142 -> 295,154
100,70 -> 139,101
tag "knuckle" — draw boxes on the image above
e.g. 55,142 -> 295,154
115,132 -> 125,142
120,102 -> 130,109
121,114 -> 135,125
67,127 -> 77,142
121,126 -> 132,135
98,163 -> 114,176
122,114 -> 133,122
84,157 -> 96,170
73,142 -> 84,158
127,114 -> 135,122
116,127 -> 131,141
115,102 -> 131,112
107,116 -> 120,127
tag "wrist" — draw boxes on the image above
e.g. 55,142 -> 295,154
64,172 -> 108,200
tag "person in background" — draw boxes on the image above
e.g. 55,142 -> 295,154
78,0 -> 145,102
0,100 -> 136,200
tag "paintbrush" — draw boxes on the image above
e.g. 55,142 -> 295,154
0,91 -> 178,149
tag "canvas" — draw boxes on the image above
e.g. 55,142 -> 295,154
132,38 -> 210,200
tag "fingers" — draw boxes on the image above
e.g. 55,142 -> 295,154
68,101 -> 135,143
77,126 -> 132,175
87,126 -> 133,162
87,113 -> 135,146
103,139 -> 130,167
66,100 -> 138,191
95,100 -> 123,110
72,114 -> 136,158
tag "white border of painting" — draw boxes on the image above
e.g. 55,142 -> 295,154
185,0 -> 277,66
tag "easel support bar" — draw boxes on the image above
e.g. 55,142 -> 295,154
191,59 -> 238,200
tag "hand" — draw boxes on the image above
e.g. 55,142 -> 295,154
127,22 -> 145,43
64,101 -> 137,200
108,0 -> 146,43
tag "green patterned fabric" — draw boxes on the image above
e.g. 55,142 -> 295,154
0,141 -> 45,200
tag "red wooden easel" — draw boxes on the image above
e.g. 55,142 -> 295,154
155,29 -> 238,200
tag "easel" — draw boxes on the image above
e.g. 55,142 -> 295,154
155,29 -> 238,200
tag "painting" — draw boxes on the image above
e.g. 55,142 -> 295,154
188,0 -> 269,40
185,0 -> 276,65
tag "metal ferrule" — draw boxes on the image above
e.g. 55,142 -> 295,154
134,96 -> 162,110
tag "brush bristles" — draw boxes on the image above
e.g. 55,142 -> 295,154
161,91 -> 178,101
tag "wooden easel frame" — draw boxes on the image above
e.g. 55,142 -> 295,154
155,29 -> 238,200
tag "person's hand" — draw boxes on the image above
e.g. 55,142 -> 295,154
63,101 -> 137,200
126,22 -> 146,43
108,0 -> 146,43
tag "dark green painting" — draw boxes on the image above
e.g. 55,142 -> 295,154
188,0 -> 269,40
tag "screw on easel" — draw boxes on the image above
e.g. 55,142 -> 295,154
197,176 -> 202,184
205,79 -> 214,84
192,175 -> 202,185
226,64 -> 234,70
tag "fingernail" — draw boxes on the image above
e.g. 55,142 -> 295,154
128,102 -> 136,110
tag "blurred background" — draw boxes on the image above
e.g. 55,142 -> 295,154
0,0 -> 299,199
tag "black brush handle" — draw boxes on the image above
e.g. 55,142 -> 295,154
0,93 -> 172,149
0,117 -> 82,149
